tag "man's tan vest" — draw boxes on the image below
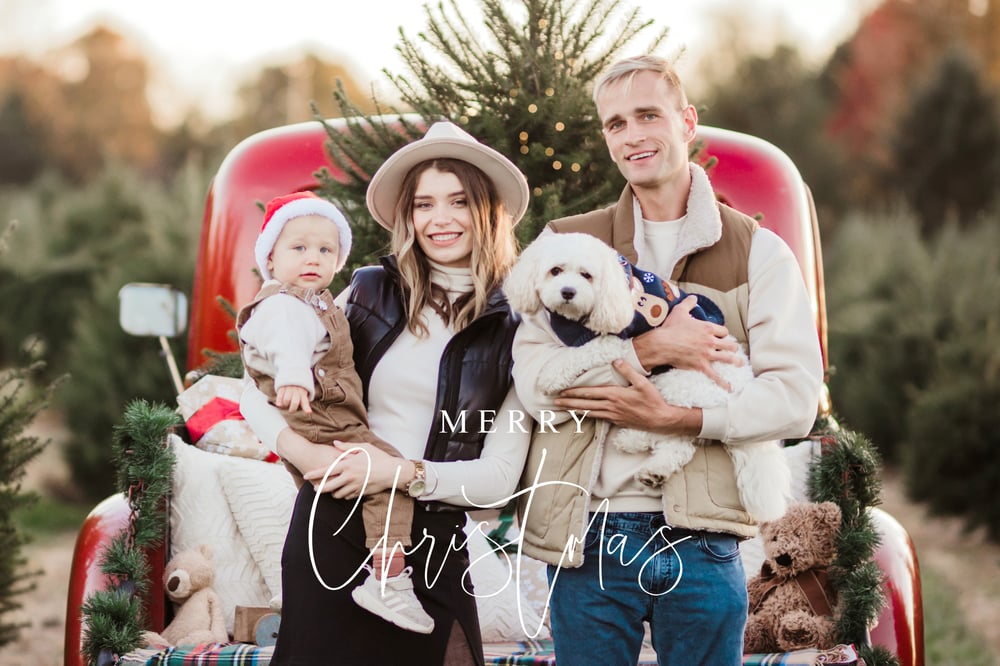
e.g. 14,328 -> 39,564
518,190 -> 760,567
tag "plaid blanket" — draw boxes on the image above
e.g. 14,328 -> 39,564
117,643 -> 273,665
743,644 -> 861,665
482,639 -> 659,665
118,641 -> 861,665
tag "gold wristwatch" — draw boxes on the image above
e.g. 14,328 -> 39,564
405,460 -> 427,498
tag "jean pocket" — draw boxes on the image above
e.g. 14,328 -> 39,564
697,532 -> 741,562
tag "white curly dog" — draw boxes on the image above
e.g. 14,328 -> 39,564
506,232 -> 790,523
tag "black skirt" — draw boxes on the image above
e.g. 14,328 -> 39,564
270,483 -> 485,666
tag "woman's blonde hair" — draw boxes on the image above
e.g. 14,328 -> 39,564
389,158 -> 518,335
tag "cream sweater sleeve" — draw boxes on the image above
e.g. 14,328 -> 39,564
699,228 -> 824,444
421,387 -> 531,507
239,293 -> 326,398
239,381 -> 287,455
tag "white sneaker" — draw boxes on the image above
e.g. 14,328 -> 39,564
351,565 -> 435,634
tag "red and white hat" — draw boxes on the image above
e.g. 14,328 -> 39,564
255,191 -> 352,280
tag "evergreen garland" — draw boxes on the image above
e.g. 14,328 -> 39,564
81,399 -> 178,666
804,416 -> 899,666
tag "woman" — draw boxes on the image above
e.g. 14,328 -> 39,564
240,121 -> 530,665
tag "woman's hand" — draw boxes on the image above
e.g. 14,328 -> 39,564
303,442 -> 412,499
554,360 -> 702,436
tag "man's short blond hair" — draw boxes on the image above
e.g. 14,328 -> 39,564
592,54 -> 688,108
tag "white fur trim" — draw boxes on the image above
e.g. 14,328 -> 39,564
665,164 -> 723,270
255,198 -> 352,280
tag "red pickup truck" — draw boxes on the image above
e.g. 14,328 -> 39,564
64,119 -> 924,666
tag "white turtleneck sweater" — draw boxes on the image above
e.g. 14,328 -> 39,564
241,261 -> 529,509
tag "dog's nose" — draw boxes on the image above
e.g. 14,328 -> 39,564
560,287 -> 576,301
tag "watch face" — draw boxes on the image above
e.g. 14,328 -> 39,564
407,480 -> 426,498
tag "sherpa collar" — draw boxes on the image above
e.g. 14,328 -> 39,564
629,163 -> 723,276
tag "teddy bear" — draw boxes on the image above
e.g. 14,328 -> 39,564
744,501 -> 843,654
143,544 -> 229,648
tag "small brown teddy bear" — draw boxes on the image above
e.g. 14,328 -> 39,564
744,501 -> 842,654
143,544 -> 229,648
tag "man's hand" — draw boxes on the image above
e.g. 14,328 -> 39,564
554,360 -> 702,436
276,385 -> 311,413
632,295 -> 741,390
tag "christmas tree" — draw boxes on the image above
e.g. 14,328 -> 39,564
315,0 -> 668,275
891,47 -> 1000,234
0,354 -> 50,647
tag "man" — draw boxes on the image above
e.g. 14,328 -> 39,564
511,55 -> 824,664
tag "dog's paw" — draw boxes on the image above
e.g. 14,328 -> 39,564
537,336 -> 632,395
636,455 -> 687,488
632,440 -> 697,489
635,467 -> 666,488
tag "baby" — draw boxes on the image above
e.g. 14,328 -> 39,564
237,191 -> 433,634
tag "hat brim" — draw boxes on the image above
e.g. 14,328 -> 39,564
366,128 -> 529,230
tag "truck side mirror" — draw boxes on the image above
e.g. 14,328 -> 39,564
119,283 -> 188,337
119,283 -> 188,395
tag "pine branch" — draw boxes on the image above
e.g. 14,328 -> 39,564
81,588 -> 146,664
100,532 -> 151,591
196,350 -> 244,381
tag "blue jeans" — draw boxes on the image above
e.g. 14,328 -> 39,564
546,511 -> 747,666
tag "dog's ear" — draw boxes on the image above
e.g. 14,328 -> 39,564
504,238 -> 546,314
586,245 -> 635,334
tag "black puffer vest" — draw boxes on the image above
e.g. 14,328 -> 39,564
344,256 -> 519,512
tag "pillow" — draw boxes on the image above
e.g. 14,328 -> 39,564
783,438 -> 821,503
464,519 -> 551,642
217,457 -> 298,600
169,436 -> 273,634
176,375 -> 276,461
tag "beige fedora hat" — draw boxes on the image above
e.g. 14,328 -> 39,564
366,121 -> 529,230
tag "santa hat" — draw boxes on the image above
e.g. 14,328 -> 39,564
255,191 -> 352,280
